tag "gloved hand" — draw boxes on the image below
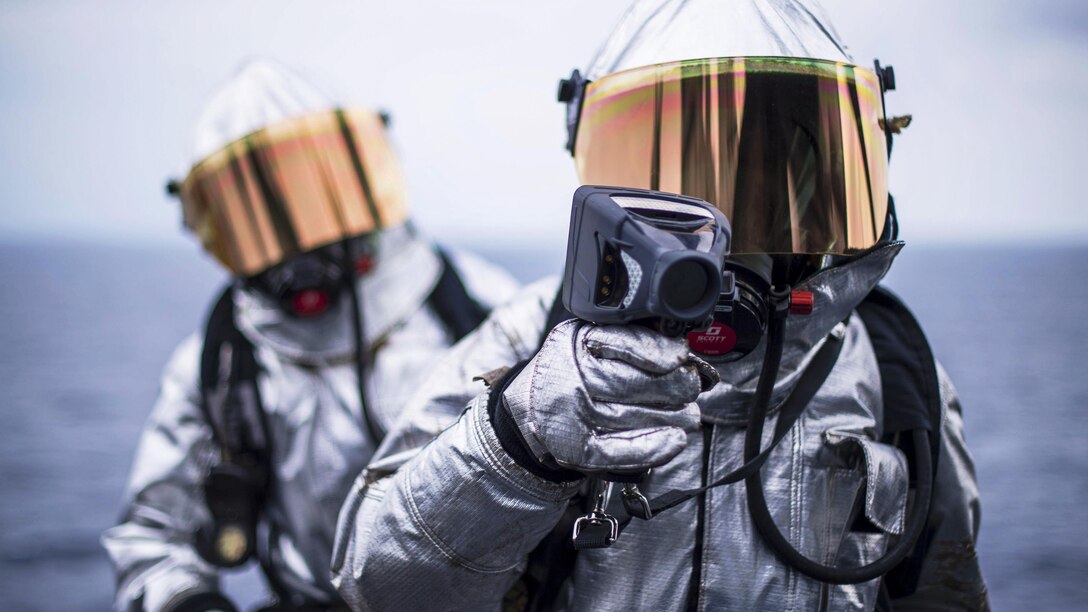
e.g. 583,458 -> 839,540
501,319 -> 718,474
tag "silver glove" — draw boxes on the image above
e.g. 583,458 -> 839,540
502,319 -> 718,473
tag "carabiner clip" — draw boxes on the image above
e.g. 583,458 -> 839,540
621,483 -> 653,520
571,479 -> 619,550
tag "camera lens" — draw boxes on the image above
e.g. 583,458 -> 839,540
661,259 -> 711,314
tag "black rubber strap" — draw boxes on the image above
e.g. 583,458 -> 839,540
162,590 -> 238,612
341,239 -> 384,447
620,328 -> 845,523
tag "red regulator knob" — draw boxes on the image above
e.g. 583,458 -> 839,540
789,290 -> 814,316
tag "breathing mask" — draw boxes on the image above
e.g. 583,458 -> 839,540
243,236 -> 374,318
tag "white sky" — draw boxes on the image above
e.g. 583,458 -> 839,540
0,0 -> 1085,253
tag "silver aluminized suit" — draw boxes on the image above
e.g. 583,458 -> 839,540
102,227 -> 520,611
332,243 -> 988,611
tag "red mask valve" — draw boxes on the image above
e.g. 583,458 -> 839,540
790,291 -> 814,316
292,289 -> 330,317
355,256 -> 374,275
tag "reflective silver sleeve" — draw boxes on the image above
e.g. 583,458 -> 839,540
370,277 -> 559,460
892,363 -> 990,611
333,394 -> 581,611
101,334 -> 223,611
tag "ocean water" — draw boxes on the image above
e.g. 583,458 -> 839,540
0,241 -> 1085,610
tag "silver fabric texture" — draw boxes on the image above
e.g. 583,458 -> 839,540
586,0 -> 850,81
504,320 -> 714,472
333,248 -> 988,611
101,235 -> 520,611
190,59 -> 334,164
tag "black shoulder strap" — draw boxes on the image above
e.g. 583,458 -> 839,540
199,286 -> 240,399
427,249 -> 491,342
195,285 -> 272,571
855,285 -> 942,469
855,284 -> 944,599
199,285 -> 268,463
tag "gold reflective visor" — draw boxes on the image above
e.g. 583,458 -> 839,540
179,108 -> 408,276
575,58 -> 889,255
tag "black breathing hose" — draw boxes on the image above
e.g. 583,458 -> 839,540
743,291 -> 934,584
340,239 -> 385,446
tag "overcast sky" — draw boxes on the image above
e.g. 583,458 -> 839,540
0,0 -> 1085,254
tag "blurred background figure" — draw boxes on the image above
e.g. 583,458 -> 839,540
0,1 -> 1086,610
100,60 -> 517,611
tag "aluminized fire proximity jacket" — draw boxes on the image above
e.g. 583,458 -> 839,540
332,243 -> 988,611
103,227 -> 519,611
